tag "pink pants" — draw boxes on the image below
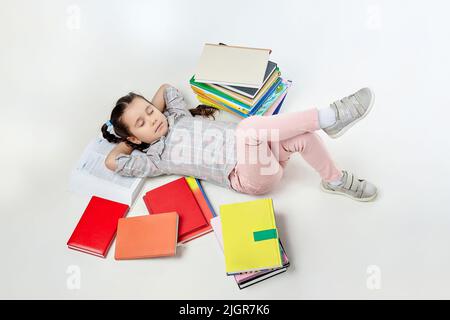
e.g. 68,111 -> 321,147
228,108 -> 343,195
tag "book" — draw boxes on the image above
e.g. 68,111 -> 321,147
212,43 -> 276,98
191,43 -> 292,119
193,86 -> 251,113
114,212 -> 179,260
196,94 -> 249,118
210,216 -> 290,289
195,78 -> 290,118
191,77 -> 282,117
217,61 -> 277,99
182,177 -> 215,242
195,178 -> 217,217
254,91 -> 287,116
67,196 -> 129,258
234,242 -> 290,289
220,198 -> 282,275
190,72 -> 281,111
269,94 -> 287,116
143,177 -> 212,244
185,177 -> 215,219
195,43 -> 271,88
208,68 -> 280,106
69,137 -> 146,206
254,79 -> 292,116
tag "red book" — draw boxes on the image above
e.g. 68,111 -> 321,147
143,177 -> 208,243
67,196 -> 129,258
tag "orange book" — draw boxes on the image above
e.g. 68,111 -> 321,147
114,212 -> 178,260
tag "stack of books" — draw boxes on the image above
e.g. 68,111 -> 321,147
67,174 -> 291,288
212,198 -> 290,289
67,177 -> 216,259
191,43 -> 292,118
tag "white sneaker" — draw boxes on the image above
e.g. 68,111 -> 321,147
320,170 -> 378,202
322,88 -> 375,138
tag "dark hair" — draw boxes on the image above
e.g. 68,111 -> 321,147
101,92 -> 218,152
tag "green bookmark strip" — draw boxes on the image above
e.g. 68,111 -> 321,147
253,229 -> 278,242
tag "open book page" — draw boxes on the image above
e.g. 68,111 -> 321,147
74,137 -> 142,190
72,137 -> 143,201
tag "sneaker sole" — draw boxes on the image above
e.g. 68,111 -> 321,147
328,87 -> 375,139
320,182 -> 378,202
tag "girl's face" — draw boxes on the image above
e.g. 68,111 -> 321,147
121,96 -> 169,145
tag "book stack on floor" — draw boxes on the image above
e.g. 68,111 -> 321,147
67,177 -> 215,259
67,174 -> 290,289
191,43 -> 292,118
67,170 -> 290,289
211,198 -> 290,289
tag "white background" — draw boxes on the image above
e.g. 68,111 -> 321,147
1,0 -> 449,299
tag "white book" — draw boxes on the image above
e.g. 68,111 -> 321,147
69,137 -> 146,206
195,43 -> 271,88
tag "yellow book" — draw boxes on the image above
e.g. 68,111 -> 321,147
197,95 -> 227,111
196,93 -> 247,118
220,198 -> 282,275
191,86 -> 250,114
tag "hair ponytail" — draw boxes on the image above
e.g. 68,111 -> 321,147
189,104 -> 219,119
101,123 -> 123,144
101,121 -> 150,152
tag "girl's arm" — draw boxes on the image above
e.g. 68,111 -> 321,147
151,83 -> 170,113
105,141 -> 164,178
105,141 -> 133,171
163,85 -> 192,118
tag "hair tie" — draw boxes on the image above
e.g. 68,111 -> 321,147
105,120 -> 118,137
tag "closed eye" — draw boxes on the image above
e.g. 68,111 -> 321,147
146,105 -> 153,115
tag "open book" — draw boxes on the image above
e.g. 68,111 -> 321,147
69,137 -> 146,206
